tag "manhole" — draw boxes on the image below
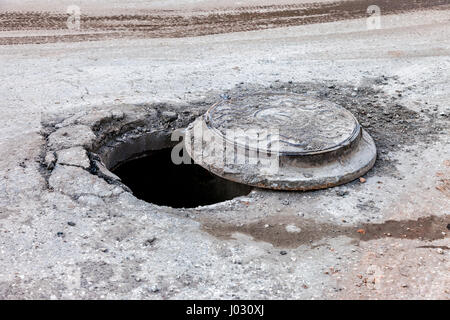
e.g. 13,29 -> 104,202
185,92 -> 377,190
111,148 -> 252,208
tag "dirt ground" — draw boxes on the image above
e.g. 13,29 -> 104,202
0,0 -> 449,299
1,0 -> 448,44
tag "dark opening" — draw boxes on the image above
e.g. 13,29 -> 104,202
112,148 -> 252,208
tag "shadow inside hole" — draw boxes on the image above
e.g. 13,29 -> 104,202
112,148 -> 252,208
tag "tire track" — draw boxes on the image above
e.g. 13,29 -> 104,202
0,0 -> 448,45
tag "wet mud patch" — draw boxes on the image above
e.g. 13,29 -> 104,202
202,215 -> 449,248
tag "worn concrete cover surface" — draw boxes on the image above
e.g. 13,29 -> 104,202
0,0 -> 449,299
186,92 -> 377,190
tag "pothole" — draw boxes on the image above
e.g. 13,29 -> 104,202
111,148 -> 252,208
40,80 -> 445,210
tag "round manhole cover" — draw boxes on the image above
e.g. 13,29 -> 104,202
185,92 -> 376,190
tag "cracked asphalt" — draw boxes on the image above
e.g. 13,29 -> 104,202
0,1 -> 449,299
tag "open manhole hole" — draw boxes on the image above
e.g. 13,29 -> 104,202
99,92 -> 376,207
111,148 -> 252,208
185,92 -> 377,190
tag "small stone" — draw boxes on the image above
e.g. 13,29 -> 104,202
285,224 -> 301,233
67,221 -> 76,226
111,110 -> 124,120
56,232 -> 65,237
336,190 -> 349,197
144,237 -> 157,246
280,251 -> 288,255
281,199 -> 290,205
44,152 -> 56,170
437,248 -> 444,255
100,248 -> 108,253
359,177 -> 367,183
161,111 -> 178,121
149,285 -> 160,293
